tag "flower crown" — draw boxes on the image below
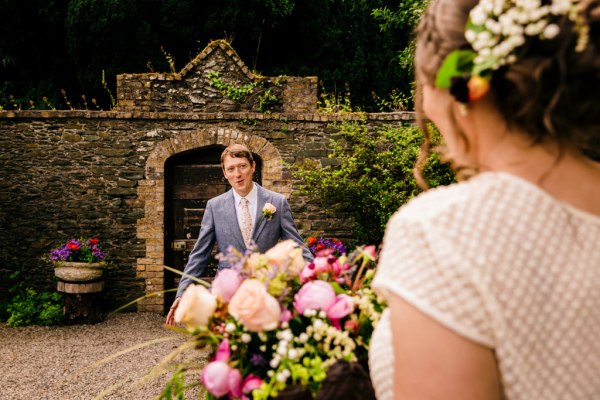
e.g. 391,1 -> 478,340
435,0 -> 589,103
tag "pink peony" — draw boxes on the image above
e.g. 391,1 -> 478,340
201,361 -> 233,397
211,269 -> 243,303
229,279 -> 281,332
312,256 -> 330,273
228,368 -> 242,398
327,294 -> 355,325
299,264 -> 316,283
201,359 -> 243,398
293,280 -> 336,315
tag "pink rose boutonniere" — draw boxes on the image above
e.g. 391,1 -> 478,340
261,203 -> 276,220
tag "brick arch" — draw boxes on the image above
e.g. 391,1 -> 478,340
135,128 -> 287,312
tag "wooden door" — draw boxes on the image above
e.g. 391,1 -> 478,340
163,145 -> 261,313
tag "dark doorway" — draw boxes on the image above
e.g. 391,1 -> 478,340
163,145 -> 262,313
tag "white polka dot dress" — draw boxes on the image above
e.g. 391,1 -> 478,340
368,172 -> 600,400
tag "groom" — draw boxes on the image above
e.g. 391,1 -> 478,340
166,144 -> 312,325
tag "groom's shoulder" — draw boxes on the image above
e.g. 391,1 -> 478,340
258,185 -> 285,201
209,190 -> 231,204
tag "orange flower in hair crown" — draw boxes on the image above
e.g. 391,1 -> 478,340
262,203 -> 276,220
435,0 -> 589,103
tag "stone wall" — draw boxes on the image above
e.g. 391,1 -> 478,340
0,40 -> 415,313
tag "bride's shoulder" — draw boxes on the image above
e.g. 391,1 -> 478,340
393,172 -> 525,225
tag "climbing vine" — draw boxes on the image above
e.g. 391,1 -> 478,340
206,71 -> 257,103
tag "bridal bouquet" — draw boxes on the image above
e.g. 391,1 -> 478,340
171,240 -> 385,400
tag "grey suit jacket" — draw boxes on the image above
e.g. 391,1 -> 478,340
176,183 -> 312,297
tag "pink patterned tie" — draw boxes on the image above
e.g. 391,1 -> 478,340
240,198 -> 253,247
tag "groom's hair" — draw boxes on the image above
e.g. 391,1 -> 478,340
220,144 -> 255,168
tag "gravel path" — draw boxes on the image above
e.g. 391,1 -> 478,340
0,313 -> 206,400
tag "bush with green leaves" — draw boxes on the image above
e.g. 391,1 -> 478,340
0,270 -> 64,327
294,120 -> 455,246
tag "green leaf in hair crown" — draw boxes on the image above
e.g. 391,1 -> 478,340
434,49 -> 476,89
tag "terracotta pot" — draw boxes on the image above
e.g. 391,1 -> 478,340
53,261 -> 105,282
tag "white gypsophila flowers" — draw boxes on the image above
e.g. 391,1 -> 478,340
297,332 -> 309,343
466,0 -> 581,74
288,348 -> 299,360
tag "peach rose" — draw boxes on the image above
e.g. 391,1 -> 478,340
228,279 -> 281,332
266,239 -> 306,275
174,284 -> 217,329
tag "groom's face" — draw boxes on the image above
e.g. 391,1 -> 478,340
223,155 -> 256,197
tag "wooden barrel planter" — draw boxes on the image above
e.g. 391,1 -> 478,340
53,261 -> 106,324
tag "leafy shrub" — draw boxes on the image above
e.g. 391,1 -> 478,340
5,288 -> 64,327
1,270 -> 64,327
294,120 -> 455,245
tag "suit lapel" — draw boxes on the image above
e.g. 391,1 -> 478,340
223,189 -> 246,247
252,184 -> 271,240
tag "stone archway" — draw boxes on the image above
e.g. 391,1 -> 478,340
135,127 -> 288,313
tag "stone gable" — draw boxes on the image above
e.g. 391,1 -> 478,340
117,39 -> 317,114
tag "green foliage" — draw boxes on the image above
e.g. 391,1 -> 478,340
102,70 -> 116,109
206,71 -> 258,103
258,88 -> 279,113
318,84 -> 354,113
294,120 -> 455,245
159,368 -> 186,400
1,270 -> 64,327
371,0 -> 427,109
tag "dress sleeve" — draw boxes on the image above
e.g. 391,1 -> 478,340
372,211 -> 495,348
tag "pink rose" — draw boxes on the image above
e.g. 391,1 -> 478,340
211,269 -> 243,303
201,361 -> 234,397
293,280 -> 336,315
229,279 -> 281,331
327,294 -> 355,321
174,284 -> 217,329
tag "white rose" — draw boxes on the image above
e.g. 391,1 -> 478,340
174,284 -> 217,329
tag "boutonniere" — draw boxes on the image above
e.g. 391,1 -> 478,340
261,203 -> 276,220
